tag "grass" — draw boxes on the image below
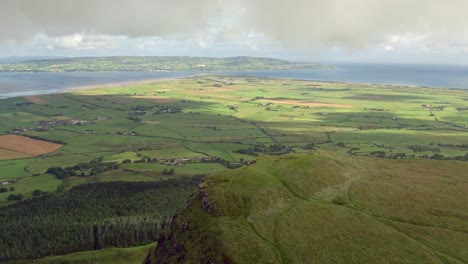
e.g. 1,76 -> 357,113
0,159 -> 34,179
0,174 -> 62,204
7,243 -> 157,264
26,154 -> 92,174
148,151 -> 468,263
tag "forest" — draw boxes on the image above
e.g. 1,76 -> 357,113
0,178 -> 200,262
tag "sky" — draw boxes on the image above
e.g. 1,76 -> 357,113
1,0 -> 468,65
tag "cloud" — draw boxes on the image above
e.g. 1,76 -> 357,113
238,0 -> 468,51
0,0 -> 222,42
1,0 -> 468,56
48,34 -> 122,50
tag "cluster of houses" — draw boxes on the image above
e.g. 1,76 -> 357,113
133,110 -> 152,115
133,107 -> 182,115
9,119 -> 94,133
36,119 -> 93,128
157,156 -> 222,166
210,77 -> 241,84
9,116 -> 115,134
116,131 -> 139,136
159,106 -> 182,114
131,155 -> 252,169
9,127 -> 33,133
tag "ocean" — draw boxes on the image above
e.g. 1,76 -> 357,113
1,63 -> 467,99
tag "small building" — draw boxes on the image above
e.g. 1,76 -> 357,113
1,182 -> 9,186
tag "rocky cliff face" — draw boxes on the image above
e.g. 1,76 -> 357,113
144,180 -> 230,264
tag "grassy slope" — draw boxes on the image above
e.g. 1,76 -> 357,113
148,151 -> 468,263
8,243 -> 156,264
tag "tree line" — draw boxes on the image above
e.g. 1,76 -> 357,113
0,177 -> 200,262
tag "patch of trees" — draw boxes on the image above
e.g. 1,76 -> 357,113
438,143 -> 468,149
408,145 -> 440,153
234,144 -> 292,156
368,151 -> 409,159
249,96 -> 264,101
131,106 -> 153,111
419,153 -> 468,161
0,178 -> 200,262
32,189 -> 48,197
7,194 -> 23,201
10,102 -> 33,107
302,143 -> 316,150
256,144 -> 292,156
422,105 -> 446,111
22,134 -> 67,145
233,148 -> 259,156
162,168 -> 175,175
46,156 -> 119,179
127,116 -> 142,122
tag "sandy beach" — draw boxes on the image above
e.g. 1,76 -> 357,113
64,75 -> 194,92
0,72 -> 196,100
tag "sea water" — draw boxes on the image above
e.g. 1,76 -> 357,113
1,63 -> 467,99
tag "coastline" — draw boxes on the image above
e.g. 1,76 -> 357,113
0,75 -> 195,100
1,63 -> 468,100
64,75 -> 194,92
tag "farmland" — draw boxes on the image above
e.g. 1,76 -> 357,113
0,75 -> 467,204
0,135 -> 63,157
0,74 -> 467,263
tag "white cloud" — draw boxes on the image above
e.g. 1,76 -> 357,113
49,34 -> 121,50
384,45 -> 395,51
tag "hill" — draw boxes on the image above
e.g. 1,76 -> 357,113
7,243 -> 156,264
0,56 -> 331,72
146,151 -> 468,263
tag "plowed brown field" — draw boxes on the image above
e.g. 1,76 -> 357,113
0,135 -> 63,156
24,96 -> 48,104
0,148 -> 34,160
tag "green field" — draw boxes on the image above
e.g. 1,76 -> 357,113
148,151 -> 468,263
0,75 -> 467,204
8,243 -> 156,264
0,174 -> 61,201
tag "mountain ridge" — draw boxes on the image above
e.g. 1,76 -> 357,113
145,151 -> 468,263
